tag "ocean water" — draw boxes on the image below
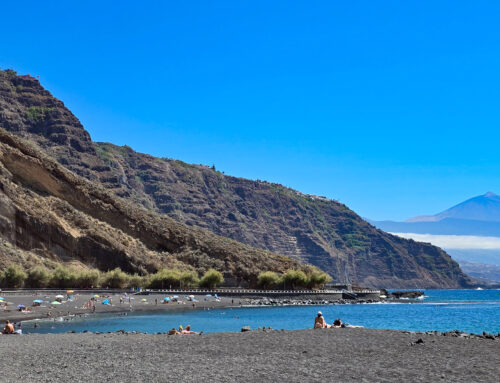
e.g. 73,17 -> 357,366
26,289 -> 500,335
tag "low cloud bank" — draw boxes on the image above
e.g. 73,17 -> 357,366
391,233 -> 500,250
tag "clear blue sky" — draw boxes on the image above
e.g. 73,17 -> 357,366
1,1 -> 499,221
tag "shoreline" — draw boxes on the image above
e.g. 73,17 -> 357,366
0,290 -> 389,324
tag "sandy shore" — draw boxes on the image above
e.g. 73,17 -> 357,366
0,328 -> 498,382
0,291 -> 242,323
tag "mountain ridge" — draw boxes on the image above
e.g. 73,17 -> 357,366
407,192 -> 500,223
0,69 -> 471,288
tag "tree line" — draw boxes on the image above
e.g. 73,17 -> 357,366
0,264 -> 332,290
0,265 -> 224,289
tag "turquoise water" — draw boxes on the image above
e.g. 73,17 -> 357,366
26,289 -> 500,335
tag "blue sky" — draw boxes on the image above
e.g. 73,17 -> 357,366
1,1 -> 499,221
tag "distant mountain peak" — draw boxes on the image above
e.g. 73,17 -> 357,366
407,192 -> 500,223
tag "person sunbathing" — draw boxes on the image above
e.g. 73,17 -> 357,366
168,328 -> 181,335
314,312 -> 330,329
332,318 -> 343,328
181,325 -> 201,335
332,317 -> 364,328
2,320 -> 15,334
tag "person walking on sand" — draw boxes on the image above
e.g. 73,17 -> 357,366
314,312 -> 330,329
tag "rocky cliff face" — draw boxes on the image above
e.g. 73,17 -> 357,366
0,69 -> 472,288
0,128 -> 307,284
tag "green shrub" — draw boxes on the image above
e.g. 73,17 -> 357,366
25,106 -> 54,123
1,264 -> 27,288
49,265 -> 77,288
25,266 -> 50,288
199,269 -> 224,289
282,269 -> 308,289
306,272 -> 332,289
128,274 -> 145,288
147,269 -> 181,289
179,270 -> 199,288
101,268 -> 129,288
76,270 -> 100,288
257,271 -> 280,289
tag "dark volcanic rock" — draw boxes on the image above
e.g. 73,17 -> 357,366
0,128 -> 307,282
390,291 -> 425,299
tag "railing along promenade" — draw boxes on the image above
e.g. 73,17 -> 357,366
0,288 -> 382,299
137,288 -> 382,300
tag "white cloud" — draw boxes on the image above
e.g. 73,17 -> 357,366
390,233 -> 500,250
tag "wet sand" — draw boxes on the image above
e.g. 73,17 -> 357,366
0,328 -> 498,382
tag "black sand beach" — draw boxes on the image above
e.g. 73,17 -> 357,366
0,291 -> 239,323
0,328 -> 499,382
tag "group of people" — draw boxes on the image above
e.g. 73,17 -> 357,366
168,324 -> 201,335
314,311 -> 363,329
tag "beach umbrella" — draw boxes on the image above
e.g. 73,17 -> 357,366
102,299 -> 110,305
55,295 -> 64,299
66,290 -> 74,293
163,297 -> 170,301
0,297 -> 4,300
141,298 -> 147,302
172,295 -> 179,299
93,294 -> 100,298
188,295 -> 195,298
33,299 -> 43,303
17,304 -> 25,308
205,294 -> 212,297
51,301 -> 61,305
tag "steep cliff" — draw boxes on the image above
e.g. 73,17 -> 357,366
0,69 -> 472,288
0,128 -> 307,284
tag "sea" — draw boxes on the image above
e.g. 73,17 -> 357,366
26,289 -> 500,335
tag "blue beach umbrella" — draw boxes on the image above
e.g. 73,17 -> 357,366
17,304 -> 25,308
163,297 -> 170,301
33,299 -> 43,303
0,297 -> 4,300
205,294 -> 212,297
102,299 -> 110,305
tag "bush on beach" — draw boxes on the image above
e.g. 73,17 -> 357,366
49,265 -> 77,288
76,269 -> 100,288
127,273 -> 144,288
100,268 -> 129,288
306,271 -> 332,289
179,270 -> 199,288
257,271 -> 281,289
0,264 -> 27,288
25,266 -> 50,288
282,269 -> 308,289
199,269 -> 224,289
147,269 -> 181,289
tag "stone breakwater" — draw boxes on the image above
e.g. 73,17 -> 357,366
246,297 -> 380,306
